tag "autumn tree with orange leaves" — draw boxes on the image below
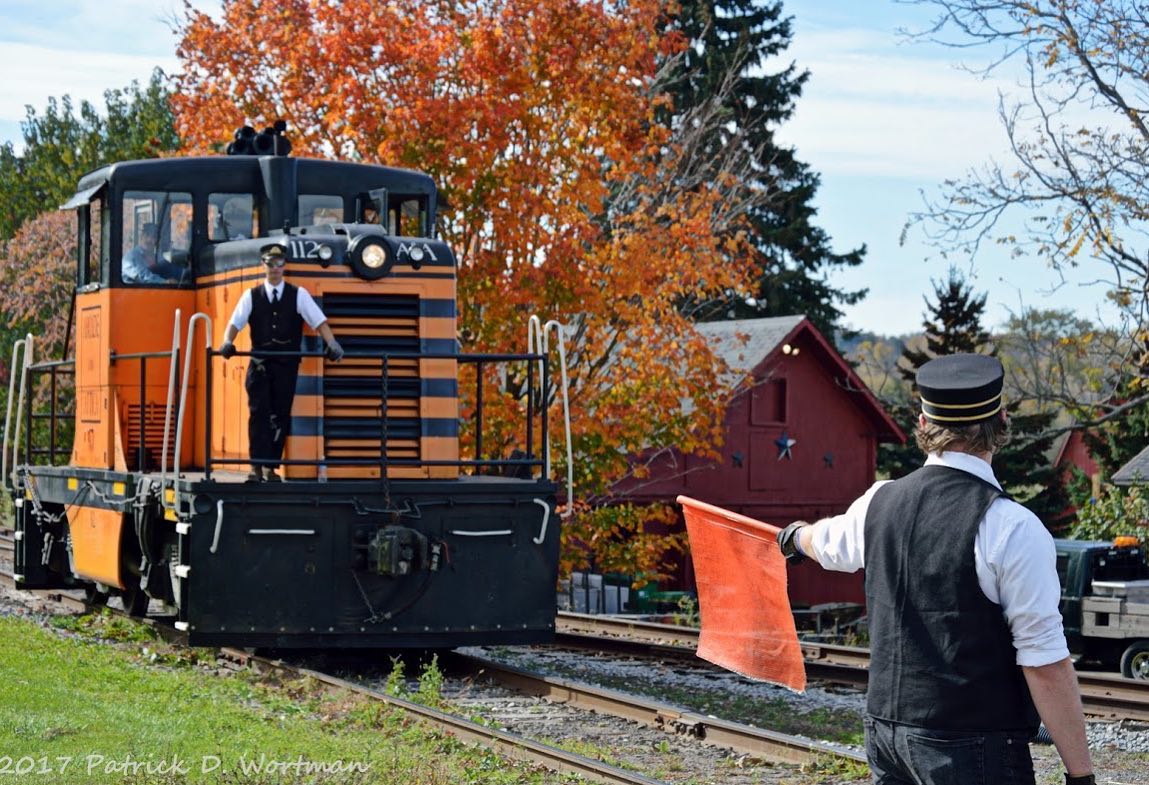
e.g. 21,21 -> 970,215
175,0 -> 762,582
0,211 -> 77,436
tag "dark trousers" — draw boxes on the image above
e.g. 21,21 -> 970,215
864,716 -> 1035,785
245,359 -> 299,467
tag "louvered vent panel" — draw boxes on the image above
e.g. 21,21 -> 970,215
321,293 -> 421,462
125,403 -> 177,470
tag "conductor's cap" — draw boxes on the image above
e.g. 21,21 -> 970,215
260,244 -> 285,263
916,354 -> 1004,425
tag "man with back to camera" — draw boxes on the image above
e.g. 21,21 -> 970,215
776,353 -> 1094,785
217,244 -> 344,482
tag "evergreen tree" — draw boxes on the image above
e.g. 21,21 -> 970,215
881,268 -> 993,479
896,268 -> 993,382
668,0 -> 866,340
0,69 -> 179,241
878,269 -> 1065,520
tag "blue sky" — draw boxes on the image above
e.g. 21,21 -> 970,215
0,0 -> 1117,336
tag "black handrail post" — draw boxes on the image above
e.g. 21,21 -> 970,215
62,287 -> 77,361
475,361 -> 484,475
138,357 -> 147,470
23,370 -> 32,469
526,358 -> 534,475
204,346 -> 213,481
49,367 -> 57,464
540,355 -> 549,478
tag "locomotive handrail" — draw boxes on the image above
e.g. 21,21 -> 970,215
529,316 -> 574,518
109,347 -> 178,472
161,309 -> 182,495
23,357 -> 76,468
168,311 -> 209,515
2,335 -> 32,491
196,346 -> 552,481
25,358 -> 75,369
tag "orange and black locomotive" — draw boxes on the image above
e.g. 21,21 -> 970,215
4,125 -> 565,648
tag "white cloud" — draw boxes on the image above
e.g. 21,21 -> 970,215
0,0 -> 220,133
0,42 -> 178,125
774,27 -> 1025,178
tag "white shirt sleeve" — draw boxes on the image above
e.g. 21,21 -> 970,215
978,502 -> 1070,667
295,286 -> 328,331
227,288 -> 254,332
806,480 -> 892,573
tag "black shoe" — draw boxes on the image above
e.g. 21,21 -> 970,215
246,468 -> 263,483
265,470 -> 283,482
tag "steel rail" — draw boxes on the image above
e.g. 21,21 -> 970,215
555,612 -> 1149,720
556,611 -> 870,686
450,651 -> 868,768
1077,673 -> 1149,722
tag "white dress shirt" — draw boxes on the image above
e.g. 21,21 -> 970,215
807,451 -> 1069,667
227,281 -> 327,332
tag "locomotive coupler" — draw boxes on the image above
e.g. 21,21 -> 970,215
366,526 -> 435,577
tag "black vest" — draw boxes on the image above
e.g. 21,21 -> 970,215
863,465 -> 1039,732
250,283 -> 304,358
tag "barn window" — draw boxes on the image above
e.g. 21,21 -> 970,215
751,378 -> 787,424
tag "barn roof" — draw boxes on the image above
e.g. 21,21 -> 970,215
696,315 -> 805,381
695,316 -> 906,443
1113,445 -> 1149,485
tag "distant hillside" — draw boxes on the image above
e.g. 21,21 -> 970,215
835,331 -> 910,359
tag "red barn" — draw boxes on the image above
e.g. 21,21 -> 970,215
1051,427 -> 1102,525
612,315 -> 905,606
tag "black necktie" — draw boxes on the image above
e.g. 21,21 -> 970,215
272,288 -> 279,304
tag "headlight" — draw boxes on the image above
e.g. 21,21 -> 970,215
317,244 -> 334,261
347,236 -> 394,280
361,243 -> 387,269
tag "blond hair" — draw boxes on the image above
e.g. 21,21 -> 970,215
914,414 -> 1010,457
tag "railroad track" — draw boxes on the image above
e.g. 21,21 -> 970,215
556,611 -> 1149,722
448,651 -> 866,768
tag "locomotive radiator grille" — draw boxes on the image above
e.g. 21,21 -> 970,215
321,293 -> 422,474
126,402 -> 176,471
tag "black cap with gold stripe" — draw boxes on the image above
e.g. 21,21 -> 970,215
917,354 -> 1004,425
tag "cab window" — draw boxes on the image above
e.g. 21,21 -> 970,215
208,193 -> 258,241
299,194 -> 343,226
121,191 -> 193,285
390,197 -> 426,237
78,197 -> 106,287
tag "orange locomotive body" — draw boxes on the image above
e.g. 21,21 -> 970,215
5,130 -> 562,647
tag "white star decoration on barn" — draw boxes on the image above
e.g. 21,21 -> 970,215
775,431 -> 797,460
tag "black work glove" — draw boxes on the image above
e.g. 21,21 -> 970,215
1065,775 -> 1096,785
325,339 -> 344,362
776,522 -> 809,564
218,341 -> 236,359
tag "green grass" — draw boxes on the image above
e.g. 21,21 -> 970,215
0,614 -> 577,784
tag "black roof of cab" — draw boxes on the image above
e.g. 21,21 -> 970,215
67,156 -> 436,201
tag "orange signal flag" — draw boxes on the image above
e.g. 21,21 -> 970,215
677,495 -> 806,692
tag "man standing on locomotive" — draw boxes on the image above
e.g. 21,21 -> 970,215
217,244 -> 344,482
776,354 -> 1094,785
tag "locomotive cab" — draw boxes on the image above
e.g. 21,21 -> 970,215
5,139 -> 566,648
